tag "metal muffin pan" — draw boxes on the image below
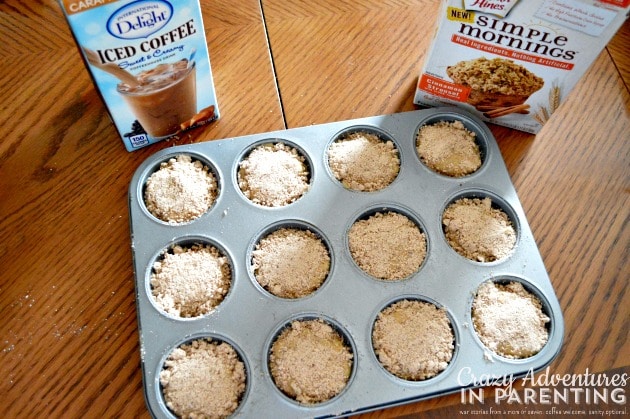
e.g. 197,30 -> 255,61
128,108 -> 564,418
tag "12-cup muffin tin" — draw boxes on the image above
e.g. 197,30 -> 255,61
128,108 -> 564,418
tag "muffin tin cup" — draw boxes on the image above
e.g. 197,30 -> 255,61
145,235 -> 235,320
326,125 -> 402,191
155,332 -> 250,419
441,188 -> 521,265
414,111 -> 490,179
235,139 -> 314,208
248,219 -> 334,299
264,313 -> 358,407
370,294 -> 461,385
467,276 -> 557,364
139,152 -> 223,225
129,108 -> 564,418
346,203 -> 429,282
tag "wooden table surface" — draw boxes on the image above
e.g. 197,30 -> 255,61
1,1 -> 628,418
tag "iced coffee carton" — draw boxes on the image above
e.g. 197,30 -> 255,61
414,0 -> 629,134
59,0 -> 220,151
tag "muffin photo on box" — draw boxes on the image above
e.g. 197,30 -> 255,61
472,280 -> 550,359
251,226 -> 331,299
447,57 -> 543,117
372,299 -> 455,381
160,337 -> 247,418
269,318 -> 353,405
238,142 -> 310,207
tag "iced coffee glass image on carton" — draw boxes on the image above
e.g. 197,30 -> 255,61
414,0 -> 629,134
59,0 -> 220,151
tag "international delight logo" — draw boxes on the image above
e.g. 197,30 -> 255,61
107,0 -> 173,40
458,367 -> 628,415
463,0 -> 520,18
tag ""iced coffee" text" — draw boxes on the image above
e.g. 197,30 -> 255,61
95,19 -> 196,63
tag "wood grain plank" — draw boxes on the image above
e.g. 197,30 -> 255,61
264,0 -> 437,127
607,19 -> 630,90
0,0 -> 75,56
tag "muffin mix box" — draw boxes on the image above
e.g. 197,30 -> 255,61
59,0 -> 220,151
414,0 -> 629,133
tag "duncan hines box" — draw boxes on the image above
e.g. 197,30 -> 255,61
414,0 -> 629,133
59,0 -> 220,151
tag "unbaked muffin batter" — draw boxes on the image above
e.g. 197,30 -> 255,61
373,300 -> 454,380
472,281 -> 550,359
269,319 -> 353,404
443,197 -> 516,262
160,338 -> 246,418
